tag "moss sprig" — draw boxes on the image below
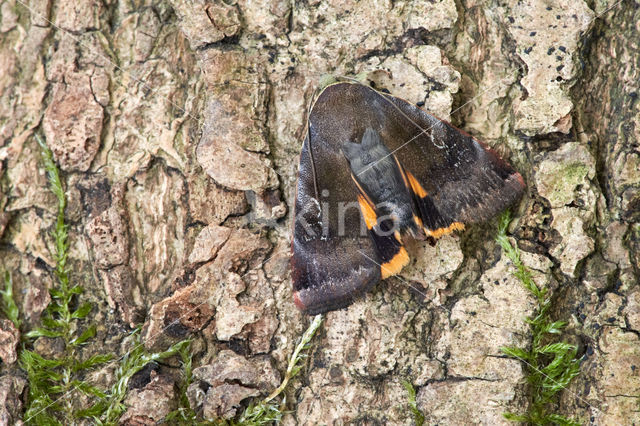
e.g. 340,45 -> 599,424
234,314 -> 323,426
20,135 -> 113,425
164,339 -> 200,424
80,329 -> 190,425
496,211 -> 582,426
164,315 -> 323,425
402,380 -> 425,426
19,134 -> 322,425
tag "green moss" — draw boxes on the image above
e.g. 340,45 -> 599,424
163,315 -> 323,425
16,135 -> 322,425
496,211 -> 582,426
83,330 -> 191,425
236,314 -> 323,425
21,135 -> 113,425
17,135 -> 194,426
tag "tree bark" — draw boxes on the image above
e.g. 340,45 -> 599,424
0,0 -> 638,424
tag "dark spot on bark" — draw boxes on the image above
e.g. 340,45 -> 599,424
76,176 -> 112,217
559,45 -> 567,52
313,353 -> 327,369
129,362 -> 159,390
557,65 -> 564,71
228,338 -> 250,356
529,31 -> 536,36
164,320 -> 190,337
198,381 -> 210,393
329,366 -> 342,378
547,47 -> 555,55
524,46 -> 533,54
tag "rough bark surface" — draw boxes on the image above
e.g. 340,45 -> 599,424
0,0 -> 638,424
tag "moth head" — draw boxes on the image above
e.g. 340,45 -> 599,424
341,127 -> 387,170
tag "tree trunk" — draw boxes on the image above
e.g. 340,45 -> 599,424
0,0 -> 638,424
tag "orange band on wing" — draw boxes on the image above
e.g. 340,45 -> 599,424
358,194 -> 378,230
381,247 -> 409,279
406,171 -> 428,198
350,173 -> 375,206
425,222 -> 465,239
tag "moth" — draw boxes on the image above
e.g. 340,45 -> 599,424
291,81 -> 525,315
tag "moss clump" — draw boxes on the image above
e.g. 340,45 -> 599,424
15,135 -> 323,425
20,136 -> 113,424
496,211 -> 582,426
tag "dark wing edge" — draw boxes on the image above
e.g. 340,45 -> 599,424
291,131 -> 383,315
291,241 -> 381,315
